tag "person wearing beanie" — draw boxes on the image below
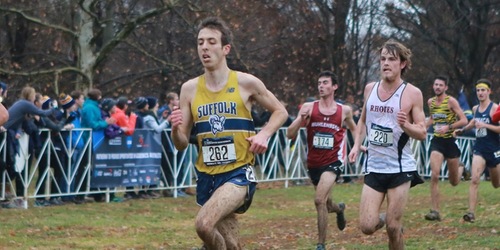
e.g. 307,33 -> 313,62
41,95 -> 52,110
134,97 -> 148,110
32,92 -> 73,207
134,96 -> 169,199
59,93 -> 76,111
100,98 -> 117,114
57,93 -> 83,203
116,96 -> 132,110
146,96 -> 158,110
111,96 -> 137,136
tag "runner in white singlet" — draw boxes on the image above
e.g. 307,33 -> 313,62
348,39 -> 427,250
364,81 -> 416,174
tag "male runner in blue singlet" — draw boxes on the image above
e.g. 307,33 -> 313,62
455,79 -> 500,223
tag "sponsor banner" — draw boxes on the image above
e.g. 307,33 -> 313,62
90,130 -> 162,188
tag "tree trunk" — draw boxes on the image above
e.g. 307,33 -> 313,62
77,0 -> 97,90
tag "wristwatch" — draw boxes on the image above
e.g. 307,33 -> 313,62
448,124 -> 453,130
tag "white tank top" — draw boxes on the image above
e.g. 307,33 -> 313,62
364,81 -> 416,173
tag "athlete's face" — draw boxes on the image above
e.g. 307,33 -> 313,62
476,86 -> 490,102
197,28 -> 230,70
317,76 -> 337,97
379,48 -> 406,82
433,79 -> 447,96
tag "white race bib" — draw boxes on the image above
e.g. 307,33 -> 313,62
434,122 -> 447,133
201,136 -> 237,166
312,132 -> 334,149
476,127 -> 487,138
369,123 -> 394,147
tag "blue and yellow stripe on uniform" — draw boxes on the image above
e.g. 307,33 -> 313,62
191,70 -> 256,174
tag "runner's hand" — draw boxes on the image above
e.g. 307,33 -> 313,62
246,133 -> 268,154
170,106 -> 182,129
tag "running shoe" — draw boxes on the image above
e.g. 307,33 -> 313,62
375,213 -> 386,230
316,243 -> 326,250
461,162 -> 471,181
424,209 -> 441,221
463,212 -> 475,223
336,202 -> 346,231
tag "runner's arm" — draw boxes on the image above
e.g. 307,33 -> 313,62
448,97 -> 468,129
400,85 -> 426,141
425,99 -> 434,130
343,104 -> 358,137
348,83 -> 372,163
171,80 -> 194,150
475,103 -> 500,133
455,105 -> 477,135
286,102 -> 312,140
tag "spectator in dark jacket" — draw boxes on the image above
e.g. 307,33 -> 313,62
1,87 -> 57,209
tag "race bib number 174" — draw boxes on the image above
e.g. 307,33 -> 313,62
313,132 -> 334,149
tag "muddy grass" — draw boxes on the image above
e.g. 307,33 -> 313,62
0,180 -> 498,249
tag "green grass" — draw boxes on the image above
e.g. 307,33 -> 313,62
0,180 -> 499,249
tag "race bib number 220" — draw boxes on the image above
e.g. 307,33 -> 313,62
369,123 -> 394,147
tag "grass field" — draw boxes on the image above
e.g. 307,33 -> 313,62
0,179 -> 498,249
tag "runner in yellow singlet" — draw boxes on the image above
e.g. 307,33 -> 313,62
169,17 -> 288,250
424,75 -> 468,221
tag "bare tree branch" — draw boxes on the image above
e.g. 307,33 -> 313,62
94,5 -> 175,67
0,66 -> 87,80
123,40 -> 190,75
0,6 -> 78,38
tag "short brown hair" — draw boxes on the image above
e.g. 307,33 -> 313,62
166,92 -> 178,104
197,16 -> 233,46
87,88 -> 102,101
435,75 -> 449,86
70,90 -> 84,100
379,39 -> 412,76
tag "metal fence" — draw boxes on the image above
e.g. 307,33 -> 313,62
0,128 -> 475,208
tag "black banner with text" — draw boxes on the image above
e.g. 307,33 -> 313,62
90,130 -> 162,188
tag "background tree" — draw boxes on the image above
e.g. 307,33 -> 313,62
0,0 -> 180,99
0,0 -> 497,113
385,0 -> 500,104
